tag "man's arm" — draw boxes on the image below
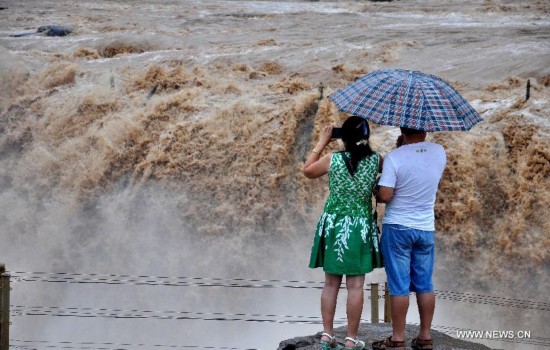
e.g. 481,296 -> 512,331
377,152 -> 396,203
377,186 -> 394,203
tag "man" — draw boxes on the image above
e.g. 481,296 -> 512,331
372,127 -> 446,350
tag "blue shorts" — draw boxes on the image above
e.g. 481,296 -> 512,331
381,223 -> 435,296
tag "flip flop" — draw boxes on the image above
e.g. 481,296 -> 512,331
343,336 -> 366,350
371,336 -> 406,349
411,337 -> 433,350
320,332 -> 343,350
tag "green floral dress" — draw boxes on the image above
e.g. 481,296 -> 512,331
309,151 -> 382,275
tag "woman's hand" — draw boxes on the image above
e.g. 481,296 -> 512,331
318,125 -> 335,148
303,124 -> 336,179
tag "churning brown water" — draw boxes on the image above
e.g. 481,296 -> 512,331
0,0 -> 549,349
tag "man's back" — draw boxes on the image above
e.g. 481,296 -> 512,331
378,141 -> 446,231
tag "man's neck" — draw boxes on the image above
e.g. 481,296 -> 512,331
402,134 -> 427,145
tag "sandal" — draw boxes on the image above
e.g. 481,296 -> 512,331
371,336 -> 406,349
320,332 -> 343,350
343,336 -> 366,350
411,337 -> 433,350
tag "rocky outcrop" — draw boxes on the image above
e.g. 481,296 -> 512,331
278,323 -> 493,350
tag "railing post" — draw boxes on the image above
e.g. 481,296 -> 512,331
0,263 -> 10,350
370,283 -> 379,324
384,282 -> 392,322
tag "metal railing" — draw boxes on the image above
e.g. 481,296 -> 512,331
6,266 -> 550,348
0,263 -> 10,350
0,264 -> 389,349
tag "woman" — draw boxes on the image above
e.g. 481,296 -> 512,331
304,116 -> 383,350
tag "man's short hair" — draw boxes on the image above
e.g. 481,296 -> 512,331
400,127 -> 425,136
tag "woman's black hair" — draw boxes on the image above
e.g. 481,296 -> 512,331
341,116 -> 374,176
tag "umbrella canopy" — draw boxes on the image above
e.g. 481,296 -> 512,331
328,69 -> 482,132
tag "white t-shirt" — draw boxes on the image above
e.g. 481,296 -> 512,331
379,141 -> 446,231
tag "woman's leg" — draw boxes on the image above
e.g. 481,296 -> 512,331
344,274 -> 366,346
321,273 -> 343,342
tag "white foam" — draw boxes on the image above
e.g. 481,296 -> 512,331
243,2 -> 353,15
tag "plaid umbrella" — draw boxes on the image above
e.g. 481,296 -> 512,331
328,69 -> 482,131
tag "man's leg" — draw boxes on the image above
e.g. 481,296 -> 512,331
416,292 -> 435,340
410,230 -> 435,341
344,274 -> 366,345
390,295 -> 409,342
380,224 -> 413,343
321,273 -> 343,342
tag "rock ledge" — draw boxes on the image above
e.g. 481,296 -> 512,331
278,323 -> 493,350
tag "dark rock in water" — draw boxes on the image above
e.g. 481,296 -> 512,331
278,323 -> 494,350
10,25 -> 72,37
212,13 -> 267,19
37,25 -> 72,36
9,32 -> 35,38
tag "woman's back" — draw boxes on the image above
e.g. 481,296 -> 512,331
324,151 -> 379,218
